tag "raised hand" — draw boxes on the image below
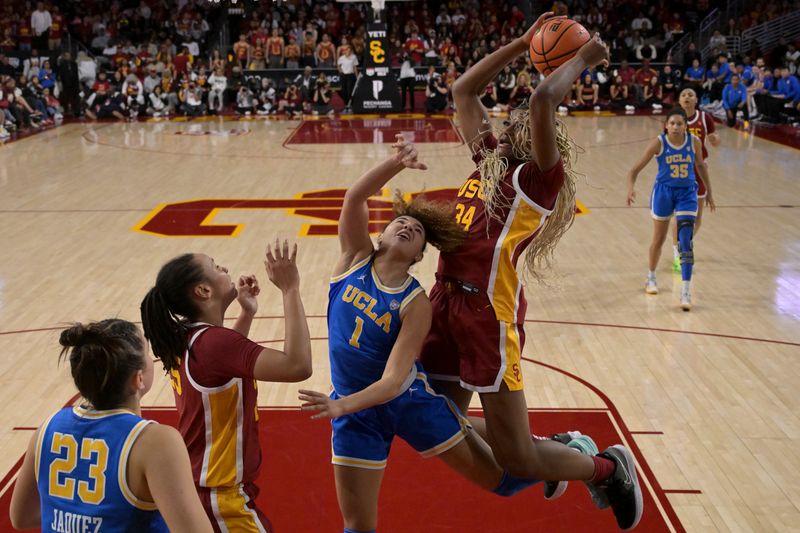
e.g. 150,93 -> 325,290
264,238 -> 299,292
577,33 -> 611,68
236,274 -> 260,315
391,133 -> 428,170
520,12 -> 563,45
298,389 -> 345,419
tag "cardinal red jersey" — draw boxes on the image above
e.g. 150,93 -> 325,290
437,135 -> 565,324
169,324 -> 263,489
686,109 -> 715,159
686,109 -> 714,196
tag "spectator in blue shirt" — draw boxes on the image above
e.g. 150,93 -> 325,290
737,63 -> 754,86
683,58 -> 705,97
704,63 -> 722,101
716,55 -> 732,83
771,67 -> 800,102
761,68 -> 775,93
722,74 -> 748,126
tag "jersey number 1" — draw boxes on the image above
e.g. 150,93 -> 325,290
349,316 -> 364,348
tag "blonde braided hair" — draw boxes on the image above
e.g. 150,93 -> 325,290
474,107 -> 582,281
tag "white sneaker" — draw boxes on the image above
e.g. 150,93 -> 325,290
680,289 -> 692,311
593,105 -> 601,111
557,105 -> 568,115
625,105 -> 635,111
645,278 -> 658,294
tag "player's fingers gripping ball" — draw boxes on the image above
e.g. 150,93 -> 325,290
530,18 -> 590,76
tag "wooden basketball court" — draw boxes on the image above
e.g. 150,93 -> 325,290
0,113 -> 798,531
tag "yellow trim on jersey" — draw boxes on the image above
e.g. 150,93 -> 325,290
490,201 -> 545,323
665,132 -> 690,151
398,286 -> 424,315
332,456 -> 388,470
212,486 -> 267,533
34,411 -> 58,483
72,406 -> 137,419
370,264 -> 413,293
118,420 -> 158,511
330,254 -> 372,282
501,323 -> 524,391
204,382 -> 243,487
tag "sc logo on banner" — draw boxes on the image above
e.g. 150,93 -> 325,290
369,40 -> 385,63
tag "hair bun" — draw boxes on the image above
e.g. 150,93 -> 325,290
59,323 -> 88,348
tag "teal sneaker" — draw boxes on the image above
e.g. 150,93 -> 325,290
542,431 -> 582,500
542,432 -> 608,510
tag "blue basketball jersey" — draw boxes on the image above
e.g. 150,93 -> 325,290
328,255 -> 425,396
36,406 -> 169,533
655,133 -> 696,187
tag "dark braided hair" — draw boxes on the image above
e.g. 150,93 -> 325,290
59,319 -> 145,410
140,253 -> 205,372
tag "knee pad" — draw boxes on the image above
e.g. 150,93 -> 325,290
677,218 -> 694,264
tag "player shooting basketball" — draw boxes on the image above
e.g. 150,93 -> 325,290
417,12 -> 644,531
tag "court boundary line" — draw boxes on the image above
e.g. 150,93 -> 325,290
525,356 -> 685,532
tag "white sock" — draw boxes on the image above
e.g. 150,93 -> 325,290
672,245 -> 679,259
648,271 -> 656,280
682,280 -> 691,292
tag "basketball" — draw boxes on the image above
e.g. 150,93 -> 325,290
530,18 -> 590,76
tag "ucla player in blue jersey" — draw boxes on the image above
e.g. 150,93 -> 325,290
298,135 -> 601,533
627,107 -> 715,310
9,319 -> 212,533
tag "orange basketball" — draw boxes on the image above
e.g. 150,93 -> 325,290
530,18 -> 590,76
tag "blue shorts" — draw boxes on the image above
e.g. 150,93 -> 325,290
331,364 -> 469,469
650,182 -> 698,220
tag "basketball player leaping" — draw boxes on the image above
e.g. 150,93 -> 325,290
418,13 -> 643,532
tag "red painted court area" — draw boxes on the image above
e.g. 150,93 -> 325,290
286,118 -> 462,144
0,408 -> 678,532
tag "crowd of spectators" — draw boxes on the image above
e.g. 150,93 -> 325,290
1,0 -> 799,139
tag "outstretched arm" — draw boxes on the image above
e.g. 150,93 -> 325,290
253,239 -> 312,383
529,34 -> 609,172
334,135 -> 427,276
299,295 -> 431,418
626,137 -> 661,205
452,12 -> 558,152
